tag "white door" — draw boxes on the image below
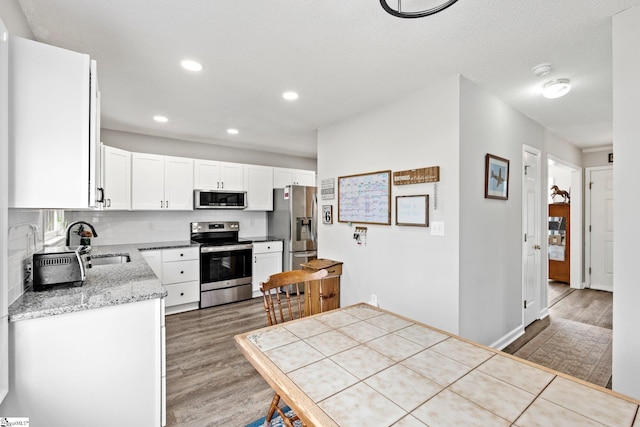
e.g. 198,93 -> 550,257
273,167 -> 295,188
523,147 -> 541,327
102,145 -> 131,210
295,170 -> 316,187
245,164 -> 274,210
220,162 -> 244,191
193,159 -> 222,190
588,167 -> 614,291
131,152 -> 165,210
164,156 -> 194,210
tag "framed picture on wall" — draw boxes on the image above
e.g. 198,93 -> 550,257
484,153 -> 510,200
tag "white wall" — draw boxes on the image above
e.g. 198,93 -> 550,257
0,3 -> 33,39
612,5 -> 640,400
102,129 -> 317,171
583,146 -> 613,168
458,77 -> 544,345
317,76 -> 461,334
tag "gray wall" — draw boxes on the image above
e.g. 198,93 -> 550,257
102,129 -> 317,171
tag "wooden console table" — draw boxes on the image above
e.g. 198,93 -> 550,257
301,258 -> 343,315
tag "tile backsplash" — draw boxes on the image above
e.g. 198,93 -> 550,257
7,209 -> 43,304
64,209 -> 268,246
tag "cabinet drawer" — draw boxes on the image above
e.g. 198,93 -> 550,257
164,281 -> 200,307
253,241 -> 283,254
162,247 -> 199,262
162,259 -> 199,284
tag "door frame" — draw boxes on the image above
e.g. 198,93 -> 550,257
584,165 -> 613,289
548,155 -> 583,290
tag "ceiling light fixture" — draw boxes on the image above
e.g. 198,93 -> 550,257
542,79 -> 572,99
227,128 -> 239,135
180,59 -> 203,72
282,91 -> 299,101
380,0 -> 459,18
153,115 -> 168,123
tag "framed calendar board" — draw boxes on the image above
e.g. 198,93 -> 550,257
338,170 -> 391,225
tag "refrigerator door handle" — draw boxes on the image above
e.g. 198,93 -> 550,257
293,251 -> 317,258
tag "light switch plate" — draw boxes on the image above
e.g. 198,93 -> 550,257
431,221 -> 444,236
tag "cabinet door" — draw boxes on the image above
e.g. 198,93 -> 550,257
253,252 -> 283,294
102,145 -> 131,210
273,168 -> 294,188
164,156 -> 193,210
193,159 -> 221,190
245,164 -> 274,211
9,36 -> 96,209
220,162 -> 244,191
131,153 -> 165,210
295,170 -> 316,187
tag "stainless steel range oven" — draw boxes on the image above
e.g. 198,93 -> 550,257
191,221 -> 253,308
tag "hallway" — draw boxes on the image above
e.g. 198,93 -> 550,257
503,284 -> 613,388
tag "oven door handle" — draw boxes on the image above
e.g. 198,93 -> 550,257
200,243 -> 254,253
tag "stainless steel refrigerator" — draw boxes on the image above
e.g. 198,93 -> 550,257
268,186 -> 317,273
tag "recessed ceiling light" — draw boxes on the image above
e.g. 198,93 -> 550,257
180,59 -> 203,72
227,128 -> 239,135
282,91 -> 299,101
153,115 -> 168,123
542,79 -> 571,99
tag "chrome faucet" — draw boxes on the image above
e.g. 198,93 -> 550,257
65,221 -> 99,246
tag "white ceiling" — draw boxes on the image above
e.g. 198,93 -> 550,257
17,0 -> 639,159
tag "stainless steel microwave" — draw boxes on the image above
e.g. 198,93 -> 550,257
194,189 -> 247,209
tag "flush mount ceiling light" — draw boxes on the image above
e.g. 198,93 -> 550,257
153,115 -> 168,123
282,91 -> 299,101
380,0 -> 459,18
542,79 -> 572,99
227,128 -> 239,135
180,59 -> 203,72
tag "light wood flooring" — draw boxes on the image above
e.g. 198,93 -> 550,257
166,284 -> 613,426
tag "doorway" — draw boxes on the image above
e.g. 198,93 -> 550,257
547,156 -> 582,308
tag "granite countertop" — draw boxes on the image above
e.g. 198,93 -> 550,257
136,240 -> 200,251
242,236 -> 284,243
7,243 -> 193,322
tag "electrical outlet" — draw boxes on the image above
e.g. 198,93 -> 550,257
371,294 -> 378,305
24,261 -> 32,283
147,221 -> 155,231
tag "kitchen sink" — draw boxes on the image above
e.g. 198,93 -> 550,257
91,254 -> 131,266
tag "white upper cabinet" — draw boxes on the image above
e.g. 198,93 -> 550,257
131,153 -> 193,210
101,145 -> 131,210
273,167 -> 316,188
8,36 -> 100,209
244,164 -> 274,211
193,160 -> 244,191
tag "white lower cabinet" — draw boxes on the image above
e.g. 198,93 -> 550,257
0,298 -> 165,427
252,241 -> 283,298
143,247 -> 200,315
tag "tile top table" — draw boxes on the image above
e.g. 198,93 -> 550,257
235,304 -> 640,427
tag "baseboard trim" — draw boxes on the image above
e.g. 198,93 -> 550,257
589,285 -> 613,292
490,324 -> 525,351
539,307 -> 549,319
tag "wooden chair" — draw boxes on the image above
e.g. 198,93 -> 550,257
259,269 -> 328,426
